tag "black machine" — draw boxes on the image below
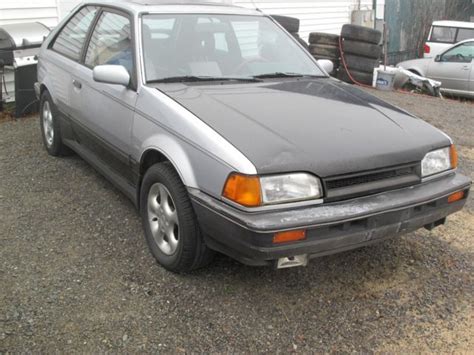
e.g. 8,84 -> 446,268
0,22 -> 50,117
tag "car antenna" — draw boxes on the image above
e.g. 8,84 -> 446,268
250,0 -> 261,12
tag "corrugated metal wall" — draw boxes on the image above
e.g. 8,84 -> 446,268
385,0 -> 473,65
235,0 -> 383,41
35,0 -> 384,40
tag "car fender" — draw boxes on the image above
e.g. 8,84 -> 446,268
132,86 -> 257,197
397,58 -> 431,77
140,133 -> 198,188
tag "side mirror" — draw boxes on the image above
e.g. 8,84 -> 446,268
434,55 -> 442,62
93,65 -> 130,86
317,59 -> 334,74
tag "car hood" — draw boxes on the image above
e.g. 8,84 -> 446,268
155,79 -> 450,177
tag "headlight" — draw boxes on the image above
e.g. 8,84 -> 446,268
222,172 -> 322,207
260,173 -> 322,204
421,145 -> 457,177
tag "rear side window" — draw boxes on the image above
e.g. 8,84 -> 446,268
457,28 -> 474,42
430,26 -> 457,43
52,6 -> 98,61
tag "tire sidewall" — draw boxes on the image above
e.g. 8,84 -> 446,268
140,164 -> 198,271
40,91 -> 63,156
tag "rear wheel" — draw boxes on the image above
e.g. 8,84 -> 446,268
39,91 -> 72,156
140,162 -> 214,272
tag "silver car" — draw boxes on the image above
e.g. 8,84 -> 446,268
35,0 -> 471,272
399,39 -> 474,98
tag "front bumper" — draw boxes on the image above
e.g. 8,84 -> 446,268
190,173 -> 471,266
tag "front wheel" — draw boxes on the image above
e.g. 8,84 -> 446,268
140,162 -> 214,272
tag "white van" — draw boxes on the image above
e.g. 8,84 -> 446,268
424,21 -> 474,58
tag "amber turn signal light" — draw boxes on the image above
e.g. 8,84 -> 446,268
222,173 -> 262,207
273,230 -> 306,244
448,191 -> 465,204
450,144 -> 458,170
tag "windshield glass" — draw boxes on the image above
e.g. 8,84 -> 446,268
141,14 -> 324,82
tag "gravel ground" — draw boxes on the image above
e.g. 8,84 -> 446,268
0,90 -> 473,353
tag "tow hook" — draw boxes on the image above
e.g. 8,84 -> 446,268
424,217 -> 446,231
276,255 -> 309,269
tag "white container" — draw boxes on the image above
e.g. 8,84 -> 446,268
375,70 -> 396,91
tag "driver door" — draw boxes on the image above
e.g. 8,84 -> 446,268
426,42 -> 473,92
70,9 -> 137,184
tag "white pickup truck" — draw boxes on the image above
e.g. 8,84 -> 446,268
424,21 -> 474,58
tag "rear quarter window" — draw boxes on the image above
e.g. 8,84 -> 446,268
457,28 -> 474,42
430,26 -> 457,43
51,6 -> 98,61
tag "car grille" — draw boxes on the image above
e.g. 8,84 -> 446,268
323,163 -> 421,202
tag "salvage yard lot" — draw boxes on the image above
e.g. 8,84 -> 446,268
0,89 -> 473,352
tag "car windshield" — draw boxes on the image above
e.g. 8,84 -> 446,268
141,14 -> 325,83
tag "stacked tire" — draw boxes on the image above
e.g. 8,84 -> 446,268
270,15 -> 309,49
338,24 -> 382,85
308,32 -> 340,75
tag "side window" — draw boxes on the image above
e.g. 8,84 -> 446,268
85,12 -> 133,73
441,42 -> 474,63
430,26 -> 456,43
456,28 -> 474,42
52,6 -> 98,61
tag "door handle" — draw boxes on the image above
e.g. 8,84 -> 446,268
72,79 -> 82,89
461,65 -> 470,71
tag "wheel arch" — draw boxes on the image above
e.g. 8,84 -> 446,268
407,68 -> 423,77
136,137 -> 199,208
39,83 -> 49,96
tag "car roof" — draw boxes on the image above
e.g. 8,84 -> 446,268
85,0 -> 263,16
432,20 -> 474,29
455,39 -> 474,45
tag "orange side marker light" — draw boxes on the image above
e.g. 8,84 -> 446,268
273,230 -> 306,244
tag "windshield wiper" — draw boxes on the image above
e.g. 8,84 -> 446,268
148,76 -> 261,83
253,72 -> 325,79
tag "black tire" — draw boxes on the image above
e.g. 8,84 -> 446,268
337,67 -> 373,85
309,44 -> 340,58
39,91 -> 72,156
270,15 -> 300,33
341,24 -> 382,45
290,33 -> 308,49
308,32 -> 340,46
342,54 -> 379,74
342,39 -> 382,59
140,162 -> 214,273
